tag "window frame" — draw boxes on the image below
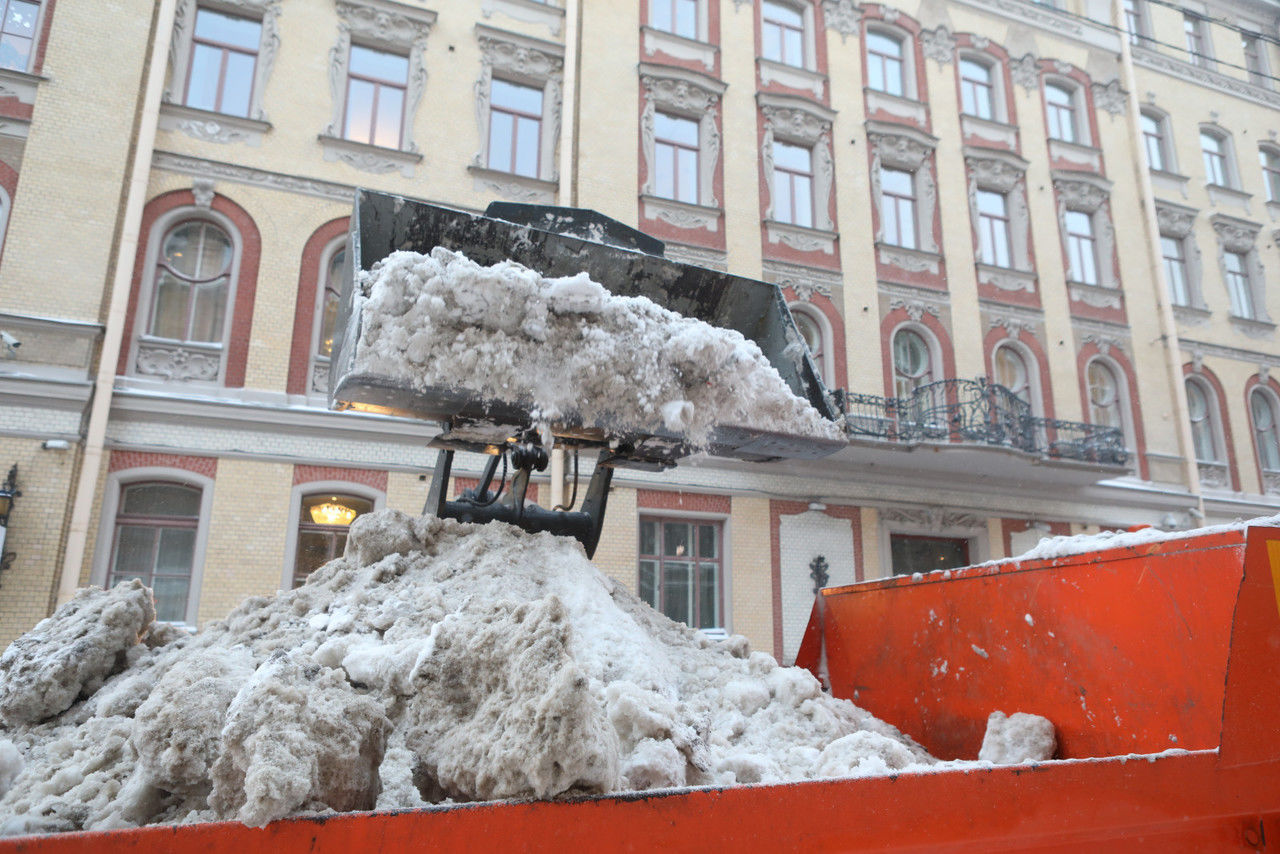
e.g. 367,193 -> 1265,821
1054,175 -> 1117,290
281,480 -> 385,590
1161,233 -> 1191,307
879,164 -> 917,250
1122,0 -> 1148,45
992,340 -> 1041,416
1064,209 -> 1099,286
92,467 -> 215,627
1250,386 -> 1280,475
975,188 -> 1012,268
1043,80 -> 1082,145
183,6 -> 261,118
1183,13 -> 1213,69
760,94 -> 838,250
649,0 -> 700,41
652,111 -> 701,204
1140,108 -> 1174,174
1259,145 -> 1280,203
130,207 -> 243,385
760,0 -> 810,70
166,0 -> 279,123
958,54 -> 1000,121
472,25 -> 564,189
1242,33 -> 1271,88
1223,249 -> 1254,319
639,65 -> 725,227
308,236 -> 347,394
637,514 -> 728,632
788,301 -> 833,388
485,77 -> 545,178
1211,214 -> 1267,323
890,324 -> 938,400
1083,355 -> 1136,458
341,43 -> 410,150
1185,376 -> 1223,464
1200,127 -> 1236,188
866,28 -> 908,99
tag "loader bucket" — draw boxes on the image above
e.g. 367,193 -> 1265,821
328,190 -> 843,464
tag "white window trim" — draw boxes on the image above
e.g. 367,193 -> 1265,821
1199,124 -> 1239,189
1241,29 -> 1272,89
92,467 -> 216,628
1211,213 -> 1269,323
788,301 -> 833,388
1154,201 -> 1204,310
865,24 -> 917,101
877,511 -> 990,578
957,51 -> 1006,123
1043,77 -> 1088,147
470,24 -> 564,189
760,92 -> 837,253
1139,106 -> 1177,174
1084,354 -> 1136,455
1054,173 -> 1116,289
965,148 -> 1032,273
869,121 -> 939,259
760,0 -> 817,72
320,0 -> 435,168
639,63 -> 726,231
637,511 -> 732,634
281,480 -> 386,590
128,205 -> 243,385
166,0 -> 282,123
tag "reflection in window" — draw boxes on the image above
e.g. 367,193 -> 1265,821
149,220 -> 233,344
867,31 -> 905,97
892,328 -> 932,398
1087,360 -> 1121,429
761,0 -> 805,68
0,0 -> 39,73
772,141 -> 813,227
293,493 -> 375,588
488,79 -> 543,178
109,482 -> 201,622
653,112 -> 699,204
1186,379 -> 1219,462
880,167 -> 916,249
651,0 -> 697,39
185,7 -> 261,117
1252,390 -> 1280,471
638,517 -> 723,630
1065,210 -> 1098,286
344,45 -> 408,149
960,58 -> 994,119
316,246 -> 344,360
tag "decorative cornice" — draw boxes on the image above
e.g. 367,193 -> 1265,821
191,178 -> 215,209
663,243 -> 728,271
867,121 -> 938,169
879,281 -> 950,312
468,165 -> 557,204
1154,201 -> 1198,238
476,23 -> 565,76
1070,283 -> 1122,309
888,296 -> 942,321
1210,213 -> 1262,252
762,259 -> 843,301
317,134 -> 422,178
152,151 -> 357,203
1091,79 -> 1126,116
640,195 -> 721,232
880,507 -> 987,531
638,63 -> 726,112
1053,174 -> 1111,212
987,313 -> 1037,338
965,150 -> 1029,192
1134,45 -> 1280,111
879,244 -> 941,274
336,0 -> 435,44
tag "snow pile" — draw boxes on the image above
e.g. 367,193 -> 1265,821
0,510 -> 934,835
351,248 -> 843,448
1007,514 -> 1280,564
978,712 -> 1057,764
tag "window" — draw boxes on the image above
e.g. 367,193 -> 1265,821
867,31 -> 906,97
880,167 -> 916,249
148,220 -> 233,345
486,79 -> 543,178
653,112 -> 699,204
772,140 -> 813,227
1064,210 -> 1097,285
1184,14 -> 1210,67
343,45 -> 408,149
1141,111 -> 1169,172
761,1 -> 805,68
108,483 -> 201,623
1224,250 -> 1254,318
638,517 -> 724,630
293,493 -> 374,588
790,304 -> 830,386
959,57 -> 995,120
1122,0 -> 1146,44
651,0 -> 697,39
0,0 -> 39,73
892,328 -> 933,398
1252,389 -> 1280,472
1260,147 -> 1280,202
308,241 -> 345,392
1186,379 -> 1220,462
976,189 -> 1011,268
1161,235 -> 1190,306
993,344 -> 1031,405
184,7 -> 260,117
1201,130 -> 1231,186
890,534 -> 969,575
1243,34 -> 1270,87
1087,360 -> 1122,429
1044,83 -> 1077,143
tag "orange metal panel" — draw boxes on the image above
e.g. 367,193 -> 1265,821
810,530 -> 1246,760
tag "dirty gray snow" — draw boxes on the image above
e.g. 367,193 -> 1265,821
0,510 -> 936,835
351,248 -> 843,448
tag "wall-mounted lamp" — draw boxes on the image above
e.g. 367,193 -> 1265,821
0,465 -> 20,579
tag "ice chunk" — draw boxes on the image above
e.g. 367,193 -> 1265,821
979,711 -> 1057,763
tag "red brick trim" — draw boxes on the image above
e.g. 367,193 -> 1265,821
783,291 -> 848,390
32,0 -> 57,74
0,158 -> 18,264
453,476 -> 540,505
637,489 -> 731,513
1183,362 -> 1239,491
1242,373 -> 1280,492
118,190 -> 262,388
880,308 -> 957,399
293,465 -> 387,492
982,325 -> 1056,421
1077,343 -> 1149,481
952,34 -> 1018,146
287,218 -> 350,395
769,499 -> 861,660
108,451 -> 217,478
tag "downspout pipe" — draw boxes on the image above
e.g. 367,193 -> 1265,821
1112,0 -> 1204,525
57,0 -> 178,605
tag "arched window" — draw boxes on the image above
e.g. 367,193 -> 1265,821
1200,128 -> 1236,188
148,220 -> 233,344
789,304 -> 830,386
1086,360 -> 1122,429
959,56 -> 997,121
993,344 -> 1031,405
1185,378 -> 1220,463
1250,388 -> 1280,472
867,30 -> 907,97
293,492 -> 376,587
761,0 -> 811,69
1044,82 -> 1081,144
310,240 -> 346,393
108,482 -> 202,622
892,327 -> 933,398
1140,109 -> 1173,172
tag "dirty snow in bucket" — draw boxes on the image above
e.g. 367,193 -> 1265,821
350,248 -> 843,448
0,511 -> 939,835
978,711 -> 1057,764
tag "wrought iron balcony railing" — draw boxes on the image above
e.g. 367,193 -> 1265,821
838,378 -> 1128,466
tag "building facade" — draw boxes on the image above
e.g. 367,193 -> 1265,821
1,0 -> 1279,660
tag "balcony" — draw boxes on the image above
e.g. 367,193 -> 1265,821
836,378 -> 1127,477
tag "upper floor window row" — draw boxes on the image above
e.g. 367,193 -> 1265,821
650,0 -> 698,41
761,0 -> 807,68
0,0 -> 40,73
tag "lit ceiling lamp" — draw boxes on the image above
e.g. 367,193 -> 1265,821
0,465 -> 20,578
310,497 -> 357,526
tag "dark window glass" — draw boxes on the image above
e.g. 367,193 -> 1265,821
890,534 -> 970,575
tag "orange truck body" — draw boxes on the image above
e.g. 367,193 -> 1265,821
4,525 -> 1279,852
